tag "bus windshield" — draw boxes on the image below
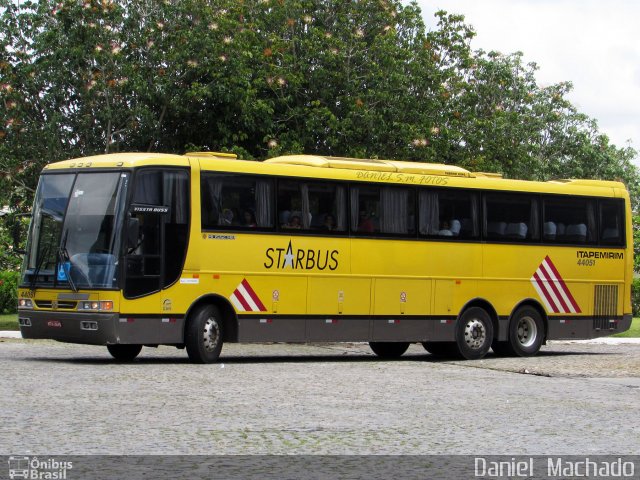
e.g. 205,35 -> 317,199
22,171 -> 130,289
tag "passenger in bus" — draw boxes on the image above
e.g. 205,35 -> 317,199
243,210 -> 257,228
438,220 -> 452,236
284,215 -> 302,229
321,214 -> 337,231
220,208 -> 234,226
358,211 -> 374,232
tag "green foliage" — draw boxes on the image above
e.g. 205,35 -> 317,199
0,313 -> 18,331
0,214 -> 26,271
632,278 -> 640,317
613,317 -> 640,338
634,215 -> 640,273
0,270 -> 18,314
0,0 -> 637,211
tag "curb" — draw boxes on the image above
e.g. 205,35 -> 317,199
0,331 -> 23,339
550,338 -> 640,345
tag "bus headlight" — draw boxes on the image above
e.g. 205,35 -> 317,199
78,301 -> 114,311
18,298 -> 33,309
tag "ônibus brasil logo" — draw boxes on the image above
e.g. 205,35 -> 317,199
8,456 -> 73,479
264,241 -> 339,271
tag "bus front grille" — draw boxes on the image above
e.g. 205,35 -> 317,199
34,300 -> 78,310
593,284 -> 618,330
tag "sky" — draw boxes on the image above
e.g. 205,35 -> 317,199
413,0 -> 640,163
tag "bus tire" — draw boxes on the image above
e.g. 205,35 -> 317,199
455,307 -> 493,360
185,304 -> 224,364
422,342 -> 460,358
107,344 -> 142,362
369,342 -> 409,358
509,306 -> 544,357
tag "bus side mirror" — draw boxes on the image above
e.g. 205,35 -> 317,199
127,217 -> 140,250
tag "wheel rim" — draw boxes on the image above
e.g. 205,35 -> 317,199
464,318 -> 487,350
516,315 -> 537,348
202,317 -> 220,352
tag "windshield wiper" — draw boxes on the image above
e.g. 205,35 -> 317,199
29,240 -> 51,291
58,229 -> 78,292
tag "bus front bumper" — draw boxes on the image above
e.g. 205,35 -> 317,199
17,311 -> 185,345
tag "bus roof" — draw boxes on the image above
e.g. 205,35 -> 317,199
43,152 -> 190,170
264,154 -> 474,177
42,151 -> 628,197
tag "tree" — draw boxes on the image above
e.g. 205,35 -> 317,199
0,1 -> 638,271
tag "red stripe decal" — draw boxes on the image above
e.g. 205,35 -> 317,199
533,271 -> 560,313
543,256 -> 581,313
539,262 -> 571,313
241,279 -> 267,312
234,291 -> 252,311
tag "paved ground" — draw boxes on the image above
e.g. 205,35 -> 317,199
1,339 -> 639,456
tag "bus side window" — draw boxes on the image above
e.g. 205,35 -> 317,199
380,186 -> 415,235
599,199 -> 625,246
543,197 -> 596,244
307,182 -> 347,233
350,185 -> 380,234
201,174 -> 273,230
485,194 -> 539,242
351,185 -> 416,236
419,189 -> 479,239
278,180 -> 312,230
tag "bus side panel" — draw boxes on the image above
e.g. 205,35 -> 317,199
235,274 -> 308,342
371,318 -> 432,342
483,243 -> 628,340
371,278 -> 432,341
373,278 -> 430,316
306,278 -> 371,341
238,318 -> 306,342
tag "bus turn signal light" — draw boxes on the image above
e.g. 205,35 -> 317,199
78,301 -> 114,312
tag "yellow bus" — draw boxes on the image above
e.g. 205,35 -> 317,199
17,152 -> 632,362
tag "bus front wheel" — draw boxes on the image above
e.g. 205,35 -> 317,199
369,342 -> 410,358
185,304 -> 225,364
455,307 -> 493,360
107,344 -> 142,362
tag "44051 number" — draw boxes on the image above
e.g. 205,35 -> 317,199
577,259 -> 596,267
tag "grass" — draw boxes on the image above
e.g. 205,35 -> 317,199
0,313 -> 637,337
613,317 -> 640,338
0,313 -> 18,330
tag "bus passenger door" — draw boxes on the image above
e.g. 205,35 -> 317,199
123,169 -> 190,301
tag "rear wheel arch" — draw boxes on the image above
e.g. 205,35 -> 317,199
184,294 -> 238,343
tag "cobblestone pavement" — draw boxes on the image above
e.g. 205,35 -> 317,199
1,339 -> 639,455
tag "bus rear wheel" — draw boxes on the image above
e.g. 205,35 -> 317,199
455,307 -> 493,360
508,306 -> 544,356
185,304 -> 225,364
369,342 -> 409,358
107,344 -> 142,362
